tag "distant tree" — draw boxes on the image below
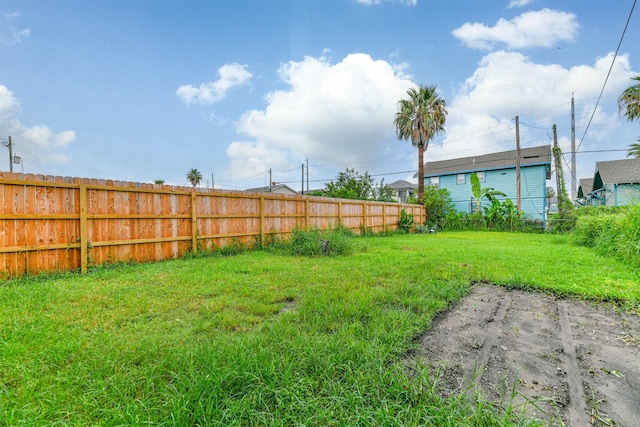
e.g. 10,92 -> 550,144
618,75 -> 640,121
186,168 -> 203,187
394,85 -> 447,203
371,178 -> 396,202
321,168 -> 394,201
627,141 -> 640,158
154,179 -> 165,185
619,76 -> 639,157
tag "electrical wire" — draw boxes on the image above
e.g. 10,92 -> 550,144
575,0 -> 637,155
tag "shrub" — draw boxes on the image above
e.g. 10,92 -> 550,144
284,227 -> 355,257
397,209 -> 415,233
616,204 -> 640,266
423,187 -> 455,228
571,205 -> 640,268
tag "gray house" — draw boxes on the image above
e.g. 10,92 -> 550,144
388,179 -> 417,203
581,159 -> 640,207
245,183 -> 299,195
420,145 -> 551,222
576,178 -> 595,206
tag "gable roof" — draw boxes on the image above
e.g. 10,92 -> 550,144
245,183 -> 298,194
388,179 -> 417,190
594,158 -> 640,188
577,178 -> 594,197
420,145 -> 551,177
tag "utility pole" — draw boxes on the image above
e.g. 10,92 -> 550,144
269,168 -> 272,192
211,173 -> 215,190
301,163 -> 305,194
553,124 -> 562,212
570,94 -> 576,201
515,116 -> 521,211
305,156 -> 309,192
2,136 -> 13,172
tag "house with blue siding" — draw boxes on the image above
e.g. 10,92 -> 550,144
420,145 -> 551,222
580,158 -> 640,206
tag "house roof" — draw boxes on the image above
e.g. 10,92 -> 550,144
388,179 -> 417,190
577,178 -> 594,197
245,183 -> 298,194
419,145 -> 551,177
594,158 -> 640,187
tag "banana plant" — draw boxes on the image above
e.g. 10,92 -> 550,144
470,172 -> 506,214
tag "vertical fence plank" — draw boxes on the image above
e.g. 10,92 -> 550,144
190,190 -> 197,253
259,196 -> 265,245
79,183 -> 88,274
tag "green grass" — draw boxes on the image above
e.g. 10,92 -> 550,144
1,232 -> 638,425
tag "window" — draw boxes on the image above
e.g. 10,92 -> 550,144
476,171 -> 485,182
430,177 -> 439,189
457,174 -> 466,184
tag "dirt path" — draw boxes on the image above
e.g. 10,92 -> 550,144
408,284 -> 640,426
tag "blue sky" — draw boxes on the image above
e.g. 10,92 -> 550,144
1,0 -> 638,195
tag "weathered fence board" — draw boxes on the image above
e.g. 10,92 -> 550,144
0,172 -> 425,278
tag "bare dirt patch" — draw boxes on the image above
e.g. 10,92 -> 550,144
408,284 -> 640,426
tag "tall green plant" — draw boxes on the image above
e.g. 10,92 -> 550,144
470,172 -> 506,214
551,145 -> 574,218
398,209 -> 415,233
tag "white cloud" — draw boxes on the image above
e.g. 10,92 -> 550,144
453,51 -> 634,120
176,63 -> 252,106
0,85 -> 75,169
223,53 -> 414,181
1,13 -> 30,46
508,0 -> 535,8
0,26 -> 30,46
452,9 -> 578,50
55,130 -> 76,147
435,50 -> 637,178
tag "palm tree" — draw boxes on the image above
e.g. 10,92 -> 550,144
618,75 -> 640,121
186,168 -> 203,187
628,141 -> 640,158
394,85 -> 447,203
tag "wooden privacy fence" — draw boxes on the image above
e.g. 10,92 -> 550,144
0,172 -> 425,278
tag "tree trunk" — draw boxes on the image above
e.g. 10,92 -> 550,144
417,143 -> 424,204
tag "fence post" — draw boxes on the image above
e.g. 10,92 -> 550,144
338,201 -> 343,227
79,183 -> 88,274
259,196 -> 265,245
191,190 -> 197,253
363,201 -> 367,233
305,198 -> 309,231
383,204 -> 387,233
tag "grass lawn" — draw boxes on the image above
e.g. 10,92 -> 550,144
1,231 -> 638,426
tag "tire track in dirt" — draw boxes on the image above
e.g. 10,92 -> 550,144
408,284 -> 640,426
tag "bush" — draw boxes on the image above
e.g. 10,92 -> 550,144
570,205 -> 640,268
397,209 -> 415,233
423,187 -> 455,228
616,204 -> 640,266
284,227 -> 355,257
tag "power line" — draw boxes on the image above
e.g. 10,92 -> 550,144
575,0 -> 637,154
